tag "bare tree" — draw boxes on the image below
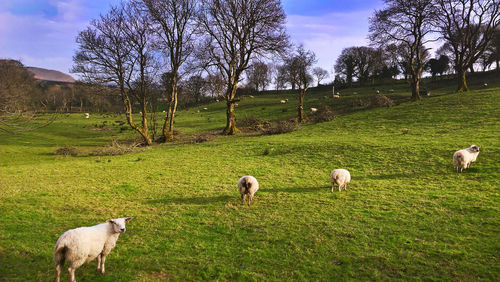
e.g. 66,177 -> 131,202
286,46 -> 316,123
247,61 -> 271,92
199,0 -> 288,134
369,0 -> 436,100
73,3 -> 154,145
312,67 -> 329,86
274,64 -> 289,92
143,0 -> 199,141
433,0 -> 500,91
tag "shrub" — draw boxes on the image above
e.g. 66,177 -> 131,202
88,140 -> 141,156
371,94 -> 394,107
264,120 -> 299,135
53,146 -> 81,156
311,106 -> 337,123
239,115 -> 270,131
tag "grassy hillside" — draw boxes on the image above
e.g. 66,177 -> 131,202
1,76 -> 499,280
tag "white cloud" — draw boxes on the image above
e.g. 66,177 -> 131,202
286,10 -> 375,80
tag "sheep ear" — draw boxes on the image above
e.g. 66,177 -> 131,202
108,219 -> 115,224
125,217 -> 133,222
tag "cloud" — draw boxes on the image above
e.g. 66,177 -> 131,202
286,10 -> 375,79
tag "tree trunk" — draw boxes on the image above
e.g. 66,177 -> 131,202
162,76 -> 178,142
410,78 -> 421,101
298,89 -> 305,123
222,83 -> 239,135
123,94 -> 152,145
456,68 -> 469,92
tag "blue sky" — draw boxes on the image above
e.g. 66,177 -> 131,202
0,0 -> 384,80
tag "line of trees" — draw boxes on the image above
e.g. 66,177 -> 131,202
334,0 -> 500,99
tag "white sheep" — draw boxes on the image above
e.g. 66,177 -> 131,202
333,95 -> 340,98
285,99 -> 289,102
203,107 -> 208,110
238,176 -> 259,206
54,217 -> 133,282
453,145 -> 480,172
280,100 -> 286,104
84,113 -> 90,119
330,169 -> 351,192
376,90 -> 380,94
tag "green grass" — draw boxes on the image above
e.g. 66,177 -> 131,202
1,76 -> 499,280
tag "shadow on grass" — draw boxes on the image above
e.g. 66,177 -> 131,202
261,186 -> 329,193
147,195 -> 233,205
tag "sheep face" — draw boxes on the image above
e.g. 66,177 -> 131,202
469,145 -> 480,153
108,217 -> 133,233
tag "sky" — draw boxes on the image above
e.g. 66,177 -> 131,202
0,0 -> 385,81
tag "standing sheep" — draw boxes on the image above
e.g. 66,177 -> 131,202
453,145 -> 480,172
330,169 -> 351,192
238,176 -> 259,206
54,217 -> 133,282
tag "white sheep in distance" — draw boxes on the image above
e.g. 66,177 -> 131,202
238,176 -> 259,206
54,217 -> 133,282
310,107 -> 318,113
453,145 -> 480,172
330,169 -> 351,192
333,94 -> 340,98
280,100 -> 286,104
84,113 -> 90,119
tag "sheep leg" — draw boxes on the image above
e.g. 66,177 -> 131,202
68,267 -> 76,282
55,264 -> 61,282
331,184 -> 334,193
344,184 -> 348,191
100,255 -> 106,274
338,184 -> 342,192
96,254 -> 101,272
248,194 -> 253,206
241,194 -> 245,204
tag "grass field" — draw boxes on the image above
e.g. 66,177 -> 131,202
1,75 -> 499,280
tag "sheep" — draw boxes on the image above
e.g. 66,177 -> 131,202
483,83 -> 488,87
376,90 -> 380,94
333,95 -> 340,98
285,99 -> 289,102
203,107 -> 208,110
453,145 -> 480,172
389,89 -> 395,93
238,176 -> 259,206
280,100 -> 286,104
310,107 -> 318,113
330,169 -> 351,192
54,217 -> 133,282
249,95 -> 254,98
353,92 -> 358,95
84,113 -> 90,119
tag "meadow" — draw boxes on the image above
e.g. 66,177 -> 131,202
1,75 -> 499,280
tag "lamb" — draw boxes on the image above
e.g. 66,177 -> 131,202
330,169 -> 351,192
54,217 -> 133,282
238,176 -> 259,206
453,145 -> 480,172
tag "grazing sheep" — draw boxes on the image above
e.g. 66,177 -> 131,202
333,95 -> 340,98
330,169 -> 351,192
84,113 -> 90,119
238,176 -> 259,206
285,99 -> 289,102
376,90 -> 380,94
483,83 -> 488,87
389,89 -> 395,93
203,107 -> 208,110
54,217 -> 133,282
453,145 -> 480,172
280,100 -> 286,104
249,95 -> 254,98
310,107 -> 318,113
353,92 -> 358,95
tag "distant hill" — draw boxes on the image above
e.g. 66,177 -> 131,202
26,66 -> 75,83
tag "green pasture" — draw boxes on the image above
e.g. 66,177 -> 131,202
1,76 -> 499,280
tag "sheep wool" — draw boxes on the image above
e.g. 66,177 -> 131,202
54,217 -> 132,282
453,145 -> 480,172
330,169 -> 351,192
238,176 -> 259,206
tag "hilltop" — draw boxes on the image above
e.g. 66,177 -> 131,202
26,66 -> 75,83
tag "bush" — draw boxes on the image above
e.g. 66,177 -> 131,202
239,115 -> 270,131
311,106 -> 337,123
53,146 -> 81,156
371,94 -> 394,107
88,140 -> 141,156
264,120 -> 299,135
